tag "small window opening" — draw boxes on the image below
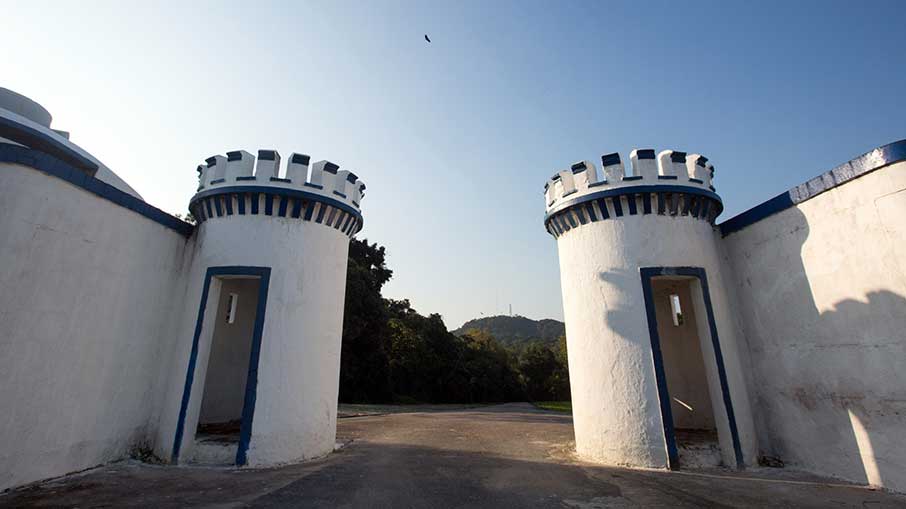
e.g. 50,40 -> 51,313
670,294 -> 683,326
226,293 -> 239,324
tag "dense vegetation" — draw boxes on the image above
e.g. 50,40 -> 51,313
452,315 -> 565,347
339,238 -> 570,404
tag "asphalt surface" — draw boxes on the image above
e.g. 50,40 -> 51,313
2,403 -> 904,508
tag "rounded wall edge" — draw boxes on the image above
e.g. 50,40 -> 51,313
157,214 -> 353,467
554,213 -> 757,468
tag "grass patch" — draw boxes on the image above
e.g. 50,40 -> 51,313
533,401 -> 571,413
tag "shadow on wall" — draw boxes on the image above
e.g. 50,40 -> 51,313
736,205 -> 906,489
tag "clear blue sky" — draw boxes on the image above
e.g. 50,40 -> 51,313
3,0 -> 904,328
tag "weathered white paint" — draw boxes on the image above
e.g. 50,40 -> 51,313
0,90 -> 362,490
156,212 -> 352,466
0,161 -> 191,491
721,160 -> 906,491
548,150 -> 758,470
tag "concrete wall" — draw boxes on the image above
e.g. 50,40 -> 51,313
0,161 -> 191,491
722,160 -> 906,491
652,279 -> 717,431
157,212 -> 351,466
198,279 -> 260,425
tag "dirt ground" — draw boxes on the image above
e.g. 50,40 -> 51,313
2,403 -> 904,508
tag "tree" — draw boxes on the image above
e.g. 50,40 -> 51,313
338,239 -> 394,402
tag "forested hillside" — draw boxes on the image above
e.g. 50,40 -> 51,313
452,315 -> 565,347
339,238 -> 569,404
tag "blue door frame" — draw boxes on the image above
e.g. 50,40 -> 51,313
171,266 -> 271,466
639,266 -> 744,470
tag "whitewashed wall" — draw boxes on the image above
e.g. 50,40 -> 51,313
155,212 -> 351,466
0,162 -> 191,491
722,160 -> 906,491
556,213 -> 758,469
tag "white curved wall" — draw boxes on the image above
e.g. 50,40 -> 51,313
156,212 -> 351,466
555,212 -> 757,468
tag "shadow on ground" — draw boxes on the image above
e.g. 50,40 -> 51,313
2,403 -> 904,508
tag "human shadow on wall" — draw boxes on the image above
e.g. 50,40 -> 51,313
592,205 -> 906,488
718,205 -> 905,488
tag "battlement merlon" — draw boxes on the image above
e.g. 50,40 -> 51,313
543,148 -> 720,214
192,149 -> 365,211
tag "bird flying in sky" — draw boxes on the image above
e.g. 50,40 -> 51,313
424,34 -> 431,43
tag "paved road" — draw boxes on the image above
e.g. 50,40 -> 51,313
3,403 -> 904,508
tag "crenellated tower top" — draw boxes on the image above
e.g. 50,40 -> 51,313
543,148 -> 722,238
189,149 -> 366,237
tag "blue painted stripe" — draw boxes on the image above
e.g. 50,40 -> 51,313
224,195 -> 234,215
718,139 -> 906,237
237,193 -> 246,215
626,193 -> 637,215
291,198 -> 303,218
718,192 -> 791,236
210,178 -> 226,185
304,201 -> 315,221
565,211 -> 577,228
236,268 -> 271,466
264,194 -> 274,215
277,196 -> 288,217
700,198 -> 711,219
575,206 -> 588,225
325,207 -> 337,226
642,193 -> 652,214
315,203 -> 327,224
303,182 -> 323,189
545,184 -> 722,220
690,196 -> 702,217
0,143 -> 193,236
205,198 -> 213,218
656,192 -> 666,215
0,116 -> 98,172
190,184 -> 362,223
236,176 -> 256,182
584,201 -> 597,222
250,193 -> 259,215
668,193 -> 679,216
341,212 -> 353,231
622,175 -> 643,181
596,199 -> 610,219
213,196 -> 223,217
270,177 -> 291,183
612,196 -> 623,217
195,202 -> 207,222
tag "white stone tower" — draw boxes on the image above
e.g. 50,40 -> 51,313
544,149 -> 756,470
163,149 -> 365,467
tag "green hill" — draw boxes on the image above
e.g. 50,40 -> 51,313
452,315 -> 565,347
